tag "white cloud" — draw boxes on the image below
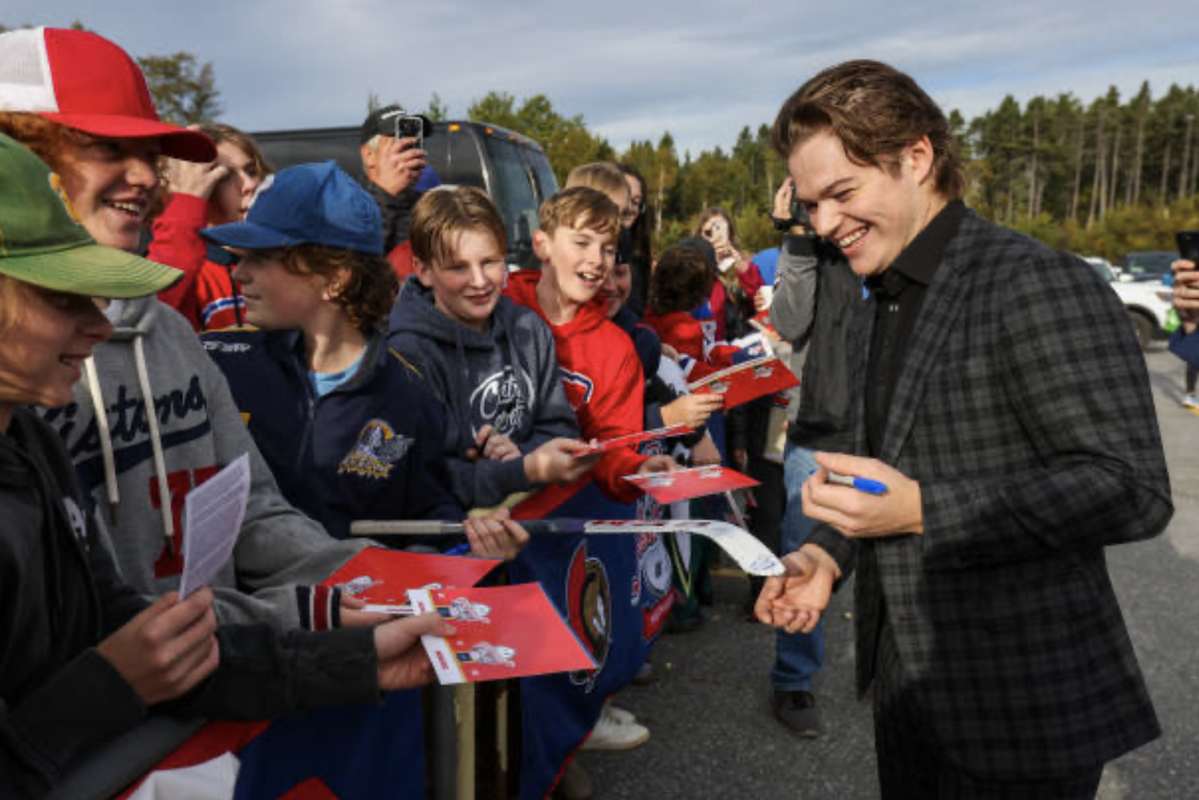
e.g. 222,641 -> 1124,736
4,0 -> 1197,151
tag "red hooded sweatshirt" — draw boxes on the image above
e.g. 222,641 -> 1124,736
504,270 -> 647,503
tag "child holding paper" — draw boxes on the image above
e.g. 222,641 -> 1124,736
504,187 -> 677,505
0,133 -> 451,797
388,186 -> 595,510
643,245 -> 757,383
201,162 -> 526,558
0,27 -> 384,633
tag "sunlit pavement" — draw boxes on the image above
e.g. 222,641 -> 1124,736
585,346 -> 1199,800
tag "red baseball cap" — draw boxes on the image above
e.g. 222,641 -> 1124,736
0,27 -> 215,162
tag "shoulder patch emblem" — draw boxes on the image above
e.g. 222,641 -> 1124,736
559,368 -> 595,411
338,419 -> 412,479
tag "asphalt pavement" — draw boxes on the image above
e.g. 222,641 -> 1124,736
584,345 -> 1199,800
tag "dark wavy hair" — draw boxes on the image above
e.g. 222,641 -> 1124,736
647,246 -> 714,315
617,163 -> 653,267
276,244 -> 398,331
771,60 -> 965,200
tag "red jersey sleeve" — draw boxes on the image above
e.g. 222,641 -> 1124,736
736,260 -> 764,300
577,338 -> 648,503
149,193 -> 210,330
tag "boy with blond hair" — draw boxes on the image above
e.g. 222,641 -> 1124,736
388,186 -> 594,509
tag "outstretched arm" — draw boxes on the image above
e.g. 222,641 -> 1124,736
754,544 -> 839,634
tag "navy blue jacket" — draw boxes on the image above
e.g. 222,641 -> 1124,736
202,328 -> 463,539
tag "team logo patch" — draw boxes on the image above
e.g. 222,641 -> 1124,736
470,366 -> 533,437
566,540 -> 611,691
634,532 -> 672,602
559,368 -> 595,411
338,419 -> 412,479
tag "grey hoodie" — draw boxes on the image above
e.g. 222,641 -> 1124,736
387,277 -> 579,509
38,297 -> 365,630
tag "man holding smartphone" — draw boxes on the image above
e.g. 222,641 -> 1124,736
1168,232 -> 1199,383
359,104 -> 434,273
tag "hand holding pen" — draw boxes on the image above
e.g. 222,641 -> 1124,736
801,452 -> 924,539
467,425 -> 521,462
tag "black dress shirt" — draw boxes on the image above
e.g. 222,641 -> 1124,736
864,200 -> 966,456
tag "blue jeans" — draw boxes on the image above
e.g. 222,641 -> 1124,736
771,442 -> 826,692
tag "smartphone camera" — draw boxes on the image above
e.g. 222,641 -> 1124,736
393,113 -> 425,151
788,184 -> 811,230
1178,230 -> 1199,264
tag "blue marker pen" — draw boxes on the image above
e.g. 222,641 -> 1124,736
826,470 -> 888,495
444,543 -> 471,556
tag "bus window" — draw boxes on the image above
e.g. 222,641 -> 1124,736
483,136 -> 540,269
430,129 -> 486,190
525,148 -> 559,205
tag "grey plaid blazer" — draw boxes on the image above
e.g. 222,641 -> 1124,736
810,209 -> 1172,781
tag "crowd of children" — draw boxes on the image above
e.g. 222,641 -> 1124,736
0,25 -> 791,800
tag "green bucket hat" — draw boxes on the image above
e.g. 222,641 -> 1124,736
0,132 -> 181,298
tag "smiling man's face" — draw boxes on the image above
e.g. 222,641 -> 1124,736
788,130 -> 935,277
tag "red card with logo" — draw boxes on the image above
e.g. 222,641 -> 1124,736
321,548 -> 500,605
571,423 -> 694,457
688,355 -> 799,410
409,585 -> 596,684
622,465 -> 760,504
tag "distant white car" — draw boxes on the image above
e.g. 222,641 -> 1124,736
1081,255 -> 1172,351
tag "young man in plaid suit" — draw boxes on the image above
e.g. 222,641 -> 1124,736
756,60 -> 1172,799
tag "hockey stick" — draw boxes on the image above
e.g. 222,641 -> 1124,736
349,518 -> 785,576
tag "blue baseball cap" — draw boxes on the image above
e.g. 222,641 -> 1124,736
202,161 -> 383,255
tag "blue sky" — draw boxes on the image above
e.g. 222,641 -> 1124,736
8,1 -> 1199,156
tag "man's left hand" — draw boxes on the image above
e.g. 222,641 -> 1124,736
802,452 -> 923,538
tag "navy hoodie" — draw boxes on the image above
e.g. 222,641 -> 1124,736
202,327 -> 463,537
388,277 -> 580,509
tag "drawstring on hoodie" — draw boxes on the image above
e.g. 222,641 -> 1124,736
83,356 -> 120,525
81,335 -> 176,554
134,335 -> 177,555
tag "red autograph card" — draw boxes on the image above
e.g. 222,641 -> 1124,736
321,548 -> 500,605
409,585 -> 596,684
688,355 -> 799,410
571,423 -> 694,457
623,465 -> 760,504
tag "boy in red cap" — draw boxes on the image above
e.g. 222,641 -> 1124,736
0,27 -> 378,634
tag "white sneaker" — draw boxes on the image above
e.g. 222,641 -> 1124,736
604,703 -> 637,726
1183,394 -> 1199,409
581,707 -> 649,751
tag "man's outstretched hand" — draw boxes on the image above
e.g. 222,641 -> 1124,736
754,544 -> 839,634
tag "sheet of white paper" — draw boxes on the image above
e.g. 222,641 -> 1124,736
178,453 -> 251,599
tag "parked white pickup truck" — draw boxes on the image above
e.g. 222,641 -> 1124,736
1082,256 -> 1173,351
